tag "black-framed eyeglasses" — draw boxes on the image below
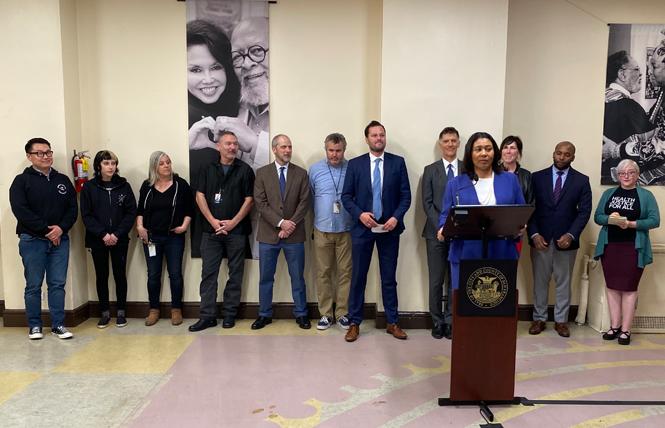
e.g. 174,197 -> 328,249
232,45 -> 268,68
29,150 -> 54,158
620,67 -> 640,73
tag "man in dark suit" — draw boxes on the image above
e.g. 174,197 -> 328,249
527,141 -> 592,338
252,134 -> 311,330
421,127 -> 461,340
341,120 -> 411,342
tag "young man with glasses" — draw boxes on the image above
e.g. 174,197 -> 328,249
9,137 -> 78,340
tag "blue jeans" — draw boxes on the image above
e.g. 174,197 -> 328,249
258,241 -> 307,317
18,234 -> 70,328
143,233 -> 185,309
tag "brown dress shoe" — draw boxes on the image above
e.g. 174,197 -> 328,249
554,322 -> 570,337
528,320 -> 546,335
386,323 -> 408,340
171,308 -> 183,326
145,309 -> 160,326
345,324 -> 360,342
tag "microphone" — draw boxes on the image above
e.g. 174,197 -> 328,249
455,173 -> 478,206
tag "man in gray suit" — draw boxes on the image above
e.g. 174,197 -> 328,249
421,127 -> 461,339
252,134 -> 311,330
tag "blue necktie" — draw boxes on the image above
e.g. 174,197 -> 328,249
553,170 -> 563,203
372,158 -> 382,220
279,166 -> 286,200
447,163 -> 454,182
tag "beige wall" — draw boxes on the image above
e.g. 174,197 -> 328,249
1,0 -> 70,311
504,0 -> 665,304
2,0 -> 665,317
381,0 -> 509,311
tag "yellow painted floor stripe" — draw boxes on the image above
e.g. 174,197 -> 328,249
54,335 -> 194,374
0,372 -> 41,405
572,406 -> 665,427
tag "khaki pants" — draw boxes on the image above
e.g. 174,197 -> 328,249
312,229 -> 352,319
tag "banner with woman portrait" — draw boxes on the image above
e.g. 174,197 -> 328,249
186,0 -> 270,257
602,24 -> 665,185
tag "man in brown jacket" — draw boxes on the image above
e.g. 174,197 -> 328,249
252,134 -> 311,330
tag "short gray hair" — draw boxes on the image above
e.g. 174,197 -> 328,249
617,158 -> 640,176
324,133 -> 347,150
147,151 -> 173,186
271,134 -> 290,148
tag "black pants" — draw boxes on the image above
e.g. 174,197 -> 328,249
199,232 -> 247,320
91,244 -> 129,312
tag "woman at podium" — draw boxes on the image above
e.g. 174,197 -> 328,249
436,132 -> 526,291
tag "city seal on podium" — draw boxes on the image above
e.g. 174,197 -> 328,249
466,267 -> 509,309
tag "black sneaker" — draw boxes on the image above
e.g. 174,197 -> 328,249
97,314 -> 111,329
116,315 -> 128,328
28,326 -> 43,340
51,326 -> 73,339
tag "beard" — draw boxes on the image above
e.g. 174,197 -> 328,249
240,75 -> 269,107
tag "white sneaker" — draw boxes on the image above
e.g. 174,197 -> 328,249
317,316 -> 332,330
51,326 -> 73,339
28,326 -> 43,340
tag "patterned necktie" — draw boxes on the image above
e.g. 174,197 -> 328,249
447,163 -> 454,182
553,170 -> 564,203
372,158 -> 382,220
279,166 -> 286,200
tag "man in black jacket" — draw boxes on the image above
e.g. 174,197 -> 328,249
9,138 -> 78,340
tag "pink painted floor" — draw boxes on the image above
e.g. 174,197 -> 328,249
127,321 -> 665,427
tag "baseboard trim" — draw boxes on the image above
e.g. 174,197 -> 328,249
2,302 -> 578,329
3,302 -> 89,328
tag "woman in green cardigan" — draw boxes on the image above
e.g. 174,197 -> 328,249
594,159 -> 660,345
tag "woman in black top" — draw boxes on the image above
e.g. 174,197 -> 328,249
137,151 -> 194,326
80,150 -> 137,328
499,135 -> 534,204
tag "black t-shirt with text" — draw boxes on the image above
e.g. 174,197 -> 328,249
605,187 -> 640,242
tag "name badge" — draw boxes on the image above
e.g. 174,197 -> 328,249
148,243 -> 157,257
333,201 -> 341,214
214,193 -> 222,204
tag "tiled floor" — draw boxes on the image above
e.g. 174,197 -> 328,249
1,318 -> 665,427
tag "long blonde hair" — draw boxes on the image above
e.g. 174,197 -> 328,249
147,151 -> 173,186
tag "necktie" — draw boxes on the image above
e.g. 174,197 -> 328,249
553,170 -> 563,203
372,158 -> 382,220
447,163 -> 455,182
279,166 -> 286,200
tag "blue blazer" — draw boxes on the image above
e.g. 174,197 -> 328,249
438,171 -> 526,263
341,152 -> 411,238
527,166 -> 592,251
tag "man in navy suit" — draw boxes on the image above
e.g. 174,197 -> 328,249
341,120 -> 411,342
527,141 -> 592,338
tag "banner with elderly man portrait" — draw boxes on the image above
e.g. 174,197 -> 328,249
186,0 -> 270,257
602,24 -> 665,185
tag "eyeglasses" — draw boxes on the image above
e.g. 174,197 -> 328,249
618,171 -> 638,177
232,45 -> 268,68
29,150 -> 54,158
620,67 -> 640,73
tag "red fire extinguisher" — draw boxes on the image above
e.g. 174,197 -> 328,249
72,150 -> 90,192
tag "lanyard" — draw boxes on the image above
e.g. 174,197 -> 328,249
326,162 -> 345,197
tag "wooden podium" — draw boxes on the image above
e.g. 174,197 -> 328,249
438,205 -> 533,412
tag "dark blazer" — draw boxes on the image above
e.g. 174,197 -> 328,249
341,152 -> 411,238
527,166 -> 592,251
254,162 -> 311,244
421,159 -> 462,239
